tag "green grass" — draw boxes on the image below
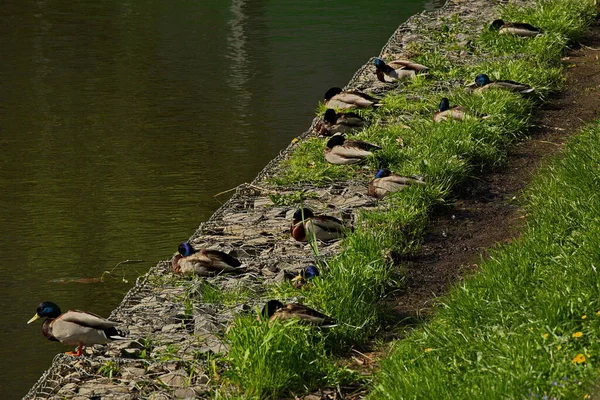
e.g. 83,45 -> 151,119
210,0 -> 598,397
225,316 -> 338,399
373,121 -> 600,400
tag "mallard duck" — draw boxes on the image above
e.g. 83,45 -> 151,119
291,265 -> 320,289
368,169 -> 426,199
434,98 -> 486,122
324,87 -> 381,110
469,74 -> 534,94
172,242 -> 245,276
27,301 -> 125,356
314,109 -> 367,136
324,134 -> 381,165
260,300 -> 337,327
290,208 -> 345,242
373,58 -> 428,83
490,19 -> 541,37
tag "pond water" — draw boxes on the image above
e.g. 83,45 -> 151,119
0,0 -> 443,397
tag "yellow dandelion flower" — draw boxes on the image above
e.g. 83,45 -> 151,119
557,345 -> 562,351
582,315 -> 587,320
291,138 -> 299,144
584,394 -> 590,399
573,331 -> 584,338
424,348 -> 433,353
543,333 -> 549,339
572,353 -> 586,364
597,310 -> 600,316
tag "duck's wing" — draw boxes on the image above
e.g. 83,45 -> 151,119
177,253 -> 214,275
311,216 -> 344,232
388,60 -> 429,71
203,249 -> 243,268
507,22 -> 541,31
282,304 -> 337,327
434,107 -> 470,122
59,310 -> 117,330
336,93 -> 378,108
337,112 -> 366,127
51,318 -> 113,346
345,90 -> 379,102
324,150 -> 365,164
493,80 -> 534,93
369,177 -> 419,198
306,217 -> 344,242
345,140 -> 381,152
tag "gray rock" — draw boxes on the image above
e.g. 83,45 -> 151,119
174,388 -> 196,399
121,366 -> 146,378
194,315 -> 220,337
157,370 -> 188,388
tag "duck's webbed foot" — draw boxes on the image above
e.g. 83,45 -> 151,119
65,343 -> 84,356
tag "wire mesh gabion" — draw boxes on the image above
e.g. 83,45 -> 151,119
24,0 -> 508,398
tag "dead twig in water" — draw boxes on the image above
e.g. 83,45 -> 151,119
214,183 -> 279,198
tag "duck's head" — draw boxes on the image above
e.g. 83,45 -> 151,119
373,58 -> 387,70
490,19 -> 505,30
475,74 -> 491,87
324,87 -> 343,101
178,242 -> 196,257
438,98 -> 450,112
261,300 -> 285,319
303,265 -> 320,279
28,301 -> 61,324
293,208 -> 315,223
326,134 -> 346,149
323,109 -> 338,124
374,169 -> 392,179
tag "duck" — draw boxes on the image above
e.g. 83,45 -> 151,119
490,19 -> 542,37
368,169 -> 426,199
314,109 -> 367,136
291,265 -> 320,289
27,301 -> 125,356
260,300 -> 337,327
469,73 -> 534,94
290,208 -> 345,242
172,242 -> 245,276
324,134 -> 381,165
434,98 -> 485,122
324,87 -> 381,110
373,58 -> 428,83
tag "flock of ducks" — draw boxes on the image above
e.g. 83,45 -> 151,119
28,18 -> 542,356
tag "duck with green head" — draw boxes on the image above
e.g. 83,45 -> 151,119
291,208 -> 345,243
172,242 -> 245,276
314,109 -> 367,136
434,98 -> 487,122
27,301 -> 125,356
324,87 -> 381,110
324,134 -> 381,165
373,58 -> 428,83
469,73 -> 534,94
490,19 -> 541,37
368,169 -> 426,199
260,300 -> 337,327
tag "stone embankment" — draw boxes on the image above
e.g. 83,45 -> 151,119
24,0 -> 522,398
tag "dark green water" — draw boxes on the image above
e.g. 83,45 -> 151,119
0,0 -> 443,397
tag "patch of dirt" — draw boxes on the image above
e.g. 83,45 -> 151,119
390,19 -> 600,323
